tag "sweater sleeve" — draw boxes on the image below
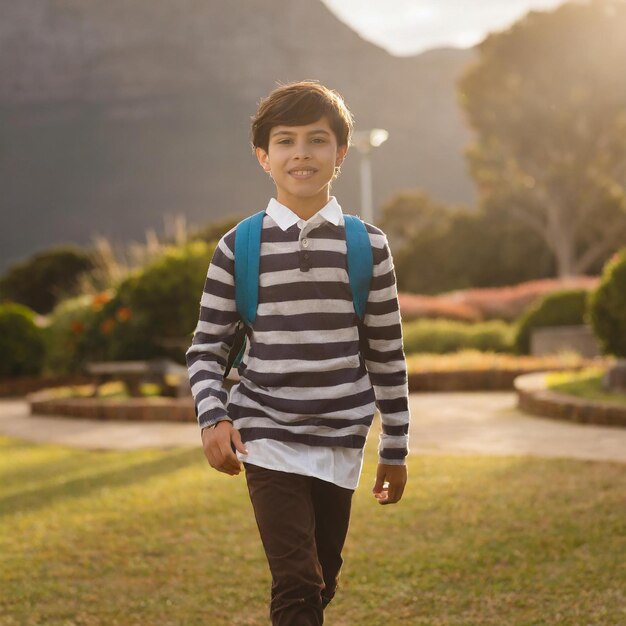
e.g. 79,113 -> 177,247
185,229 -> 241,430
361,229 -> 410,465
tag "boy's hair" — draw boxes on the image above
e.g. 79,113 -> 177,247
251,80 -> 354,152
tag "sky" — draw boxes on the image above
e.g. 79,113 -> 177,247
321,0 -> 571,56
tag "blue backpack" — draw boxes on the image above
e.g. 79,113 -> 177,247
224,210 -> 373,377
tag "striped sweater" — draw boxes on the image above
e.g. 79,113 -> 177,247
185,209 -> 410,465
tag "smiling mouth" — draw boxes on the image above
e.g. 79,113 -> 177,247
289,169 -> 318,179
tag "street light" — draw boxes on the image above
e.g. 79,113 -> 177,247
351,128 -> 389,224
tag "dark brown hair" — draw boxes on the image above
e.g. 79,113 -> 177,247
251,80 -> 354,152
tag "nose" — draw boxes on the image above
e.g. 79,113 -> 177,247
293,142 -> 312,160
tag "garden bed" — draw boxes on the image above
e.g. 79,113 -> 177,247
515,371 -> 626,427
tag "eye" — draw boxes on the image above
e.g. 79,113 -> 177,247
311,137 -> 327,143
276,138 -> 293,145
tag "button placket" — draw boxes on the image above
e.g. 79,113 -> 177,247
299,224 -> 312,271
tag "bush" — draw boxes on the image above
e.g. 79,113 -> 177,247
402,319 -> 514,354
42,241 -> 216,373
0,303 -> 46,377
589,249 -> 626,357
43,294 -> 104,375
513,289 -> 590,354
0,246 -> 94,314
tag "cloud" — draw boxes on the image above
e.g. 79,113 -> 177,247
322,0 -> 570,55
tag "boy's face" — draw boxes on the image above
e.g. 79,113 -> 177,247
255,116 -> 348,211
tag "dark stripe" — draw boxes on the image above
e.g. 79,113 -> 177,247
365,347 -> 405,362
186,350 -> 228,369
380,447 -> 408,460
223,229 -> 236,252
364,223 -> 385,237
259,280 -> 352,303
250,340 -> 359,361
197,386 -> 228,405
239,427 -> 366,449
368,371 -> 407,387
192,330 -> 235,345
370,270 -> 395,290
200,307 -> 239,325
244,366 -> 367,388
364,324 -> 402,341
262,224 -> 300,242
378,397 -> 409,414
382,423 -> 409,436
199,406 -> 229,423
211,246 -> 234,273
203,278 -> 234,300
254,311 -> 356,332
189,369 -> 223,386
365,298 -> 399,315
261,250 -> 348,273
238,384 -> 376,415
229,403 -> 373,429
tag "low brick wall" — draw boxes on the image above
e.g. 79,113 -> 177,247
515,372 -> 626,427
0,375 -> 94,398
28,390 -> 196,422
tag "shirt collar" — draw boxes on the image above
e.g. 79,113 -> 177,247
265,196 -> 344,231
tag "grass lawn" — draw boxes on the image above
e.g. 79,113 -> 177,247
546,368 -> 626,407
1,429 -> 625,626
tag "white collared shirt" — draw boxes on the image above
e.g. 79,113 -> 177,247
235,196 -> 365,490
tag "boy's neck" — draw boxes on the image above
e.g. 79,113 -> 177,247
276,190 -> 330,221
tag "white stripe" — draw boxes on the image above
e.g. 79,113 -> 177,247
257,299 -> 354,316
253,327 -> 356,345
260,266 -> 348,287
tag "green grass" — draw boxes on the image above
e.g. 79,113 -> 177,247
546,368 -> 626,406
1,431 -> 625,626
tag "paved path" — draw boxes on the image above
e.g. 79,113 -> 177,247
1,393 -> 625,463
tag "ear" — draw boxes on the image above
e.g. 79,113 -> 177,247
336,144 -> 348,166
255,146 -> 271,172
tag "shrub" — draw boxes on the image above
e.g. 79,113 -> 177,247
42,241 -> 216,373
513,289 -> 590,354
121,240 -> 214,340
0,246 -> 94,314
402,319 -> 514,354
589,249 -> 626,357
0,303 -> 46,377
43,294 -> 104,374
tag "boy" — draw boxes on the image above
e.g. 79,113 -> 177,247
186,81 -> 410,626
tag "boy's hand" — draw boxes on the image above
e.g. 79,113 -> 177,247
201,421 -> 248,476
373,463 -> 407,505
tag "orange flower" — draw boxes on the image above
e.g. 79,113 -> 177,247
71,320 -> 85,335
92,291 -> 112,311
100,318 -> 115,334
116,306 -> 132,321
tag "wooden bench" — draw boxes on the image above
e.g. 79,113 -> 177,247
85,359 -> 190,398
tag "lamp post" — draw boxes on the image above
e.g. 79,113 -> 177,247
351,128 -> 389,224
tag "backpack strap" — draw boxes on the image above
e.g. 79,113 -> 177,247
234,210 -> 265,326
344,215 -> 373,320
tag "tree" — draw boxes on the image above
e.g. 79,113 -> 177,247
458,0 -> 626,277
380,190 -> 554,294
0,246 -> 94,314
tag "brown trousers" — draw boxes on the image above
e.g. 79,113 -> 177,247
244,462 -> 354,626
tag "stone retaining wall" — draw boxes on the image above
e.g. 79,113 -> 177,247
0,375 -> 94,398
515,372 -> 626,427
28,390 -> 196,422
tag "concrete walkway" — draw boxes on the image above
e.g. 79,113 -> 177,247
1,393 -> 625,462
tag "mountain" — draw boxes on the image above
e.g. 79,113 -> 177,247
0,0 -> 477,273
